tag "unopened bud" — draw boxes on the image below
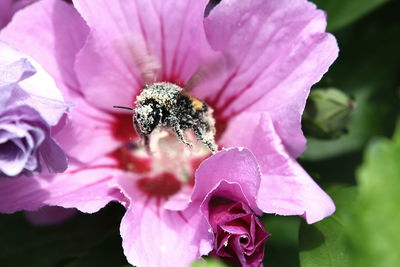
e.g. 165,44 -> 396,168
303,88 -> 354,139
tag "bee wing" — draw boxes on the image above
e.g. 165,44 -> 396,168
184,54 -> 231,92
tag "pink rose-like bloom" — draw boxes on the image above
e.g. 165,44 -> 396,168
0,0 -> 338,266
209,199 -> 269,266
193,148 -> 272,267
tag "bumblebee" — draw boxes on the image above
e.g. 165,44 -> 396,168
114,82 -> 217,153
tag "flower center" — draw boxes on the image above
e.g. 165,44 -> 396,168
113,122 -> 210,200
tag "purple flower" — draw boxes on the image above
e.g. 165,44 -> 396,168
0,0 -> 338,266
0,41 -> 68,177
0,106 -> 66,176
208,198 -> 270,267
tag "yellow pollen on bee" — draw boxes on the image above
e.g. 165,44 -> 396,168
189,96 -> 203,110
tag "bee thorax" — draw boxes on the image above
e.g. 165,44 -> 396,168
134,82 -> 218,152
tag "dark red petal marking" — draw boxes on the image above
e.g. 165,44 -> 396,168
137,172 -> 181,199
111,146 -> 152,174
81,175 -> 113,189
112,113 -> 138,142
207,71 -> 238,108
178,211 -> 189,223
214,114 -> 228,141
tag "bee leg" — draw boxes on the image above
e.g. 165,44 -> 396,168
174,127 -> 193,148
193,127 -> 218,153
143,135 -> 151,154
168,117 -> 193,148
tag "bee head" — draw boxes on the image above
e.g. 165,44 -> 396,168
134,100 -> 161,135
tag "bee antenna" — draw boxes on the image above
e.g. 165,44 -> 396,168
113,106 -> 134,110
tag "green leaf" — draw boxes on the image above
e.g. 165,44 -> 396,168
299,187 -> 355,267
348,127 -> 400,267
312,0 -> 390,31
262,215 -> 301,267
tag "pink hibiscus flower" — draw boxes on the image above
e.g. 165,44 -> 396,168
0,0 -> 338,266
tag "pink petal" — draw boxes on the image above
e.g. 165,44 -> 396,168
0,40 -> 35,83
11,58 -> 69,126
258,163 -> 335,224
191,148 -> 262,214
200,180 -> 255,219
0,156 -> 123,214
0,40 -> 68,126
205,0 -> 338,157
0,0 -> 12,29
73,0 -> 217,110
0,0 -> 89,100
163,185 -> 193,211
39,136 -> 68,173
117,175 -> 213,267
0,40 -> 35,105
221,112 -> 335,223
53,98 -> 124,163
0,0 -> 36,29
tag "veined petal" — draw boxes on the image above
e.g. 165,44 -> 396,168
117,174 -> 213,267
191,148 -> 262,214
205,0 -> 338,157
221,112 -> 335,223
0,0 -> 89,99
258,164 -> 335,224
73,0 -> 217,111
120,204 -> 212,267
0,156 -> 123,214
53,98 -> 126,163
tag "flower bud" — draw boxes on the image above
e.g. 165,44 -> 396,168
302,88 -> 354,139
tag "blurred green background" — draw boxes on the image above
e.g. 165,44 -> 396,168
1,0 -> 399,266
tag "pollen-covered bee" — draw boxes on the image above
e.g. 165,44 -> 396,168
114,82 -> 217,153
